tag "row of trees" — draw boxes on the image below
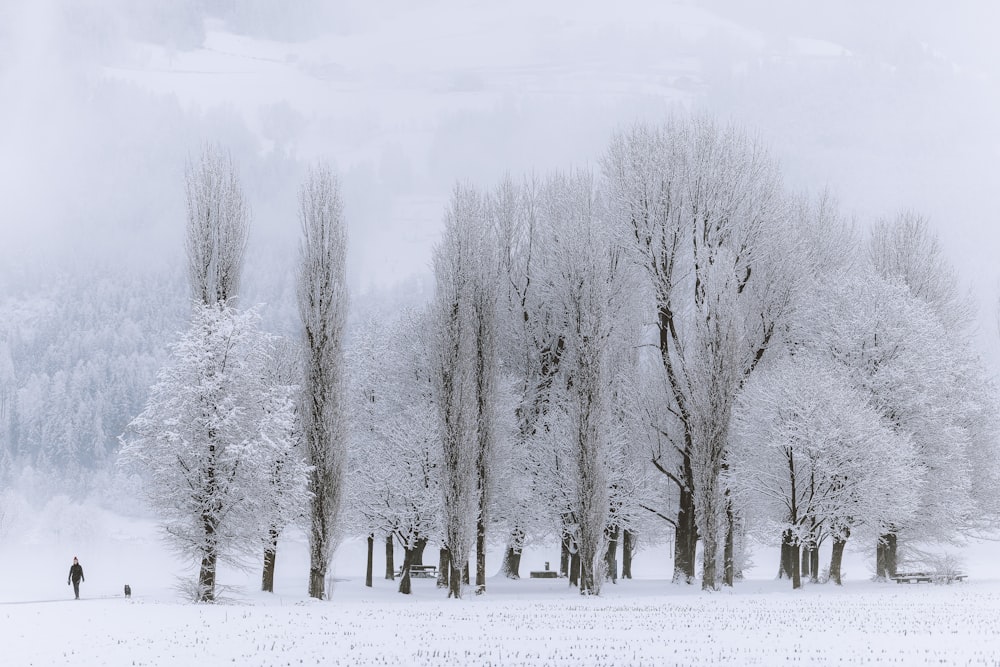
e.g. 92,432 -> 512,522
119,114 -> 999,601
347,114 -> 1000,596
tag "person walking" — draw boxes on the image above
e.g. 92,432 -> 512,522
67,556 -> 85,599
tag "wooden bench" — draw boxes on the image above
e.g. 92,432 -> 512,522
891,572 -> 967,584
395,564 -> 438,579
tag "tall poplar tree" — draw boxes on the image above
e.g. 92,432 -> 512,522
297,164 -> 349,600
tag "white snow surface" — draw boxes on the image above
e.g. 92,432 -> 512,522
4,511 -> 1000,666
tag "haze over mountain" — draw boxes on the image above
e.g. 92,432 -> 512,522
1,0 -> 998,486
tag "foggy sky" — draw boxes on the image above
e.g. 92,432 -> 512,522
1,0 -> 997,357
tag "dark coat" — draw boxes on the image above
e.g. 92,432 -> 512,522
68,563 -> 84,584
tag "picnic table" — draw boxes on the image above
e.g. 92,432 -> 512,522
395,564 -> 438,578
529,562 -> 559,578
890,572 -> 967,584
529,570 -> 559,578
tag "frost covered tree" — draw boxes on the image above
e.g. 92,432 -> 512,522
345,315 -> 394,588
865,216 -> 998,575
603,115 -> 788,589
533,171 -> 635,595
260,336 -> 308,593
185,145 -> 249,306
348,310 -> 442,595
868,212 -> 974,331
730,354 -> 918,588
603,336 -> 660,583
119,306 -> 306,602
297,163 -> 349,599
492,176 -> 560,579
794,272 -> 980,580
470,199 -> 504,596
727,200 -> 995,585
430,185 -> 494,599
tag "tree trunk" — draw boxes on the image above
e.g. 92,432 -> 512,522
673,482 -> 697,584
779,529 -> 795,580
724,501 -> 735,587
810,546 -> 819,584
385,535 -> 395,580
604,525 -> 619,583
398,547 -> 413,595
622,529 -> 634,579
365,534 -> 373,588
580,555 -> 595,595
501,526 -> 524,579
476,384 -> 490,596
501,545 -> 523,580
791,542 -> 801,590
830,532 -> 849,585
308,479 -> 331,597
412,537 -> 428,566
569,550 -> 580,587
308,567 -> 324,600
702,532 -> 718,591
199,495 -> 218,602
307,461 -> 335,599
262,526 -> 278,593
801,545 -> 811,580
462,561 -> 470,585
437,548 -> 450,589
476,514 -> 487,595
560,534 -> 570,577
198,551 -> 217,602
876,532 -> 898,580
448,558 -> 463,598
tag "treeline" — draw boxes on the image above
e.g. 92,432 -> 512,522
345,114 -> 1000,595
0,268 -> 186,477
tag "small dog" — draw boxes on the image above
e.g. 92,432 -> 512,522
124,584 -> 131,599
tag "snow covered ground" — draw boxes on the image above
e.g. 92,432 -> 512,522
8,579 -> 1000,666
3,510 -> 1000,666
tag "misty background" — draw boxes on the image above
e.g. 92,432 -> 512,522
1,0 -> 998,495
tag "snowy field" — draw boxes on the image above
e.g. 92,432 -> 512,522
7,581 -> 1000,666
6,568 -> 1000,666
3,511 -> 1000,666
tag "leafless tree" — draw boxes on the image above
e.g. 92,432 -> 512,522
866,215 -> 996,575
296,163 -> 349,599
470,225 -> 502,596
603,115 -> 788,589
347,309 -> 442,595
535,171 -> 634,595
731,352 -> 919,588
261,336 -> 305,593
492,176 -> 553,579
185,145 -> 249,307
430,184 -> 503,598
869,211 -> 975,332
